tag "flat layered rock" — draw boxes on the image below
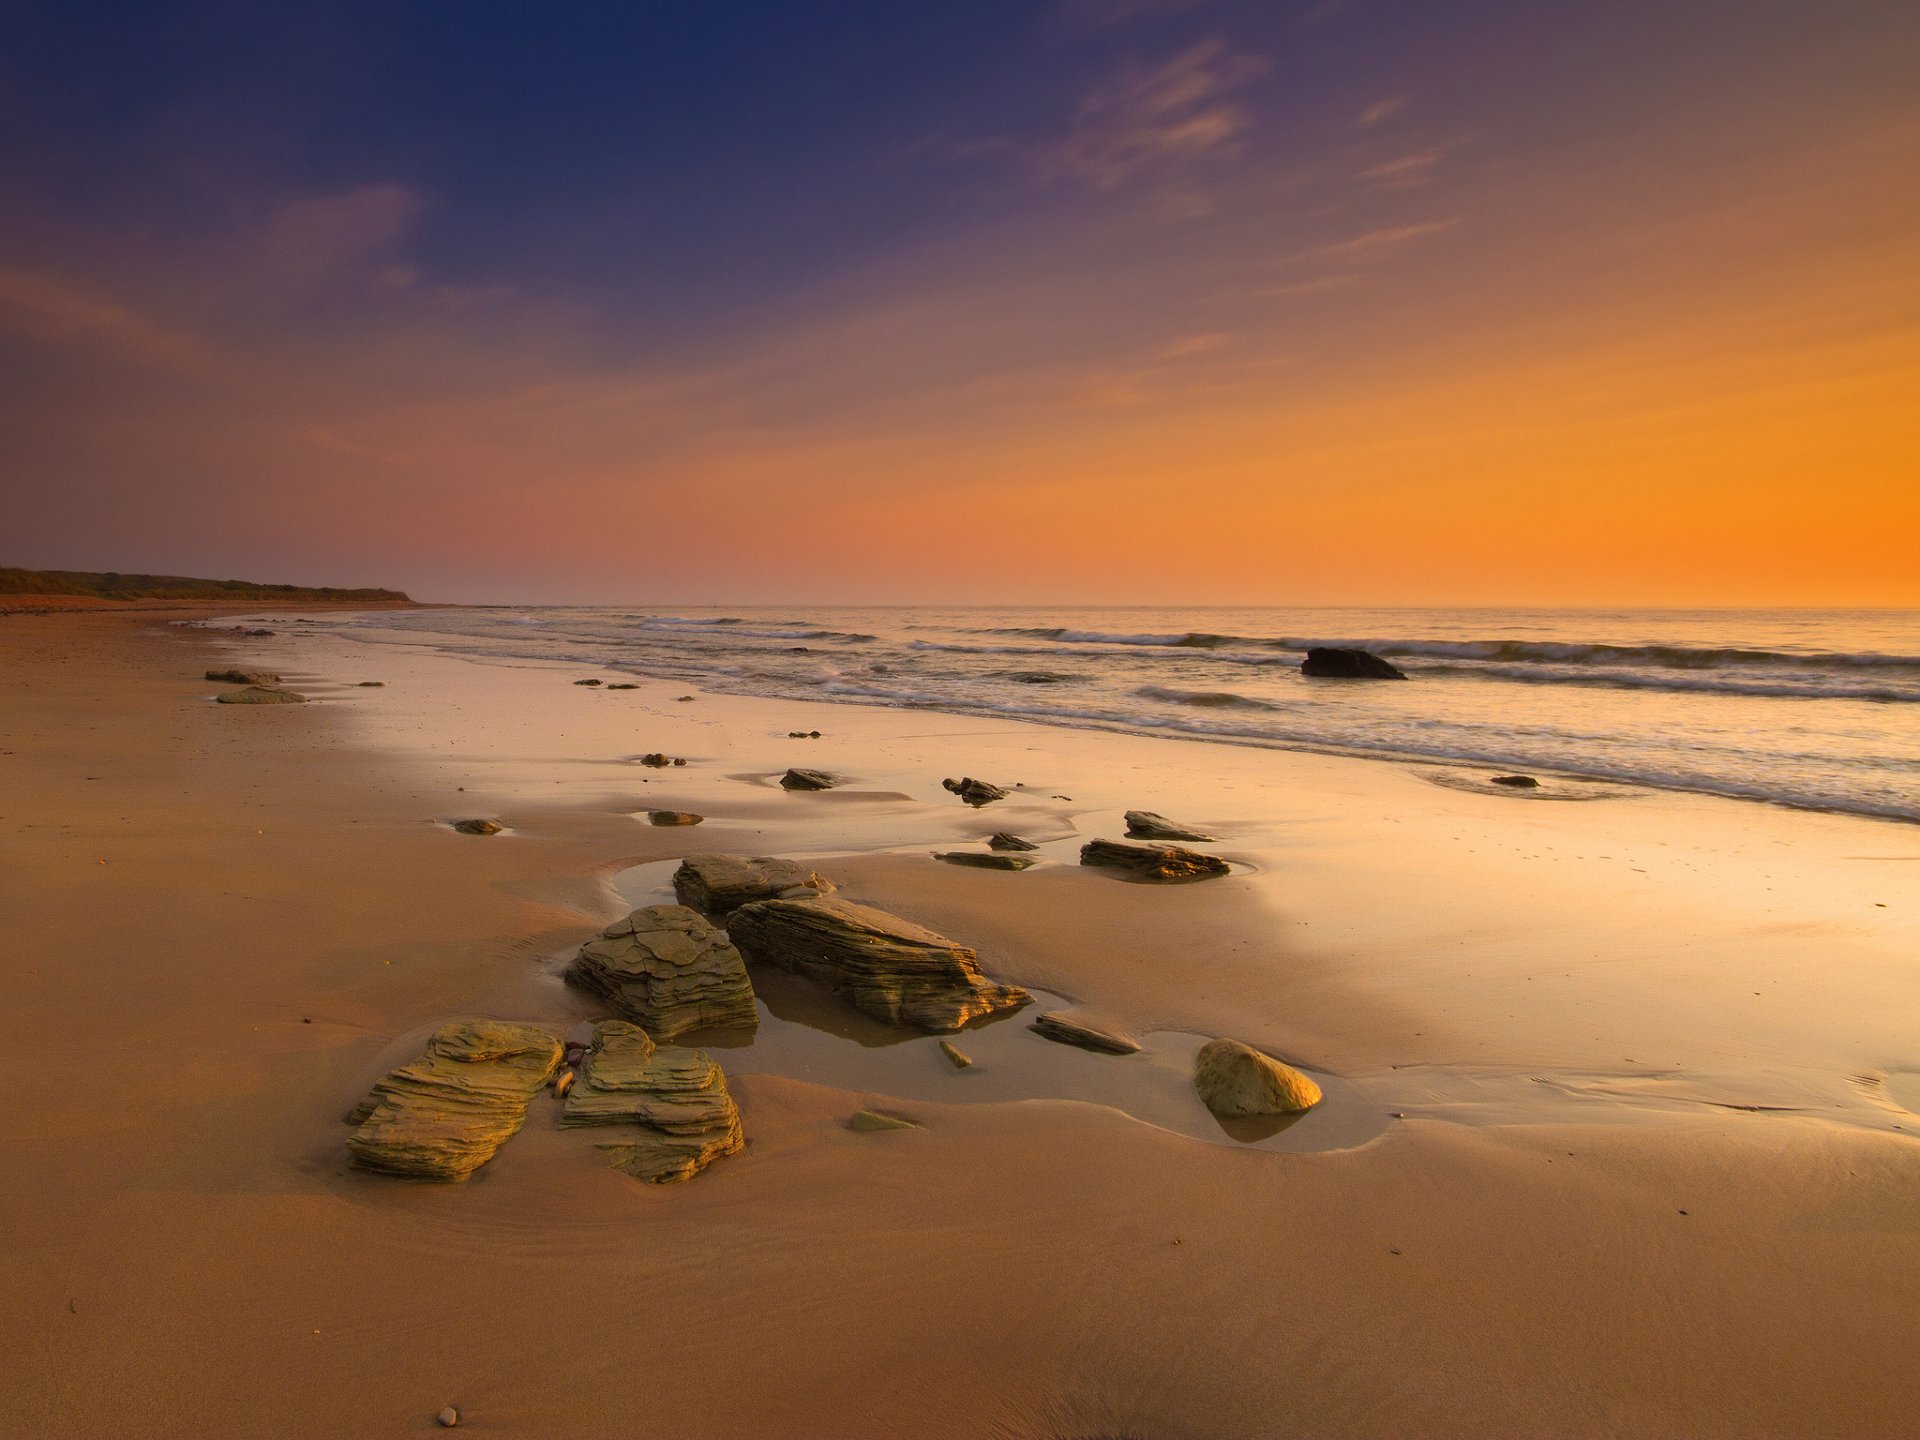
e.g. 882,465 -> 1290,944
988,833 -> 1037,851
1491,774 -> 1540,789
1030,1012 -> 1142,1055
206,668 -> 278,684
672,855 -> 834,914
933,851 -> 1034,871
569,904 -> 757,1040
1124,810 -> 1215,842
347,1020 -> 563,1181
216,685 -> 306,704
1193,1038 -> 1321,1116
646,810 -> 704,826
942,776 -> 1009,806
1079,838 -> 1230,882
780,767 -> 836,790
559,1021 -> 744,1183
1300,647 -> 1406,680
451,818 -> 503,835
728,896 -> 1030,1032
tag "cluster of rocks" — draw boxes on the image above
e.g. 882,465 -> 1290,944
942,777 -> 1009,806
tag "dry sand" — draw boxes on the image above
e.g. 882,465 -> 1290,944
2,608 -> 1917,1438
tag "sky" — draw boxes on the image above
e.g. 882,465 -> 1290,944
2,0 -> 1916,606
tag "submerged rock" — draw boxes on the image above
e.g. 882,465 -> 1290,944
1030,1013 -> 1142,1056
647,810 -> 704,826
849,1109 -> 917,1132
987,833 -> 1037,851
1193,1038 -> 1321,1116
568,904 -> 758,1040
606,682 -> 639,690
1300,647 -> 1407,680
574,678 -> 603,686
1124,810 -> 1216,842
942,776 -> 1009,806
672,855 -> 834,914
205,668 -> 278,685
1490,774 -> 1541,789
728,896 -> 1030,1032
1079,838 -> 1229,882
216,685 -> 306,704
780,767 -> 836,790
451,818 -> 503,835
346,1020 -> 563,1181
933,851 -> 1035,871
559,1021 -> 744,1184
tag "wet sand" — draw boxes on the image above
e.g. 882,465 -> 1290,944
2,608 -> 1918,1438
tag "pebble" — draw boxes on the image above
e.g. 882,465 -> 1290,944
438,1405 -> 460,1427
938,1040 -> 973,1069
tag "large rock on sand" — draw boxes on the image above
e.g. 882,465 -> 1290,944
216,685 -> 306,704
206,668 -> 279,684
1300,647 -> 1406,680
942,776 -> 1009,806
559,1021 -> 744,1183
1123,810 -> 1215,842
569,904 -> 758,1040
1193,1038 -> 1321,1116
672,855 -> 834,914
1080,838 -> 1229,882
728,896 -> 1030,1032
780,767 -> 836,790
347,1020 -> 563,1181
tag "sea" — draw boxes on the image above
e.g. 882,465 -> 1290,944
336,606 -> 1920,825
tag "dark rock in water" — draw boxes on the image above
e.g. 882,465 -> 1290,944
346,1020 -> 563,1181
647,810 -> 703,827
672,855 -> 834,914
243,628 -> 276,637
206,668 -> 278,685
868,664 -> 892,675
1124,810 -> 1215,842
1080,838 -> 1229,882
1193,1038 -> 1321,1116
216,685 -> 306,705
356,680 -> 385,687
780,767 -> 836,790
574,678 -> 603,686
1300,647 -> 1407,680
558,1021 -> 744,1183
728,896 -> 1031,1032
1005,671 -> 1066,685
942,776 -> 1009,806
933,851 -> 1035,871
787,646 -> 811,654
1490,774 -> 1540,789
988,833 -> 1038,851
568,905 -> 757,1040
1030,1013 -> 1142,1055
451,818 -> 503,835
606,682 -> 639,690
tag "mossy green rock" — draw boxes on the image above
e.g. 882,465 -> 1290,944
569,904 -> 757,1041
559,1021 -> 744,1183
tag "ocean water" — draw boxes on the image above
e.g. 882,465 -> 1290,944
338,606 -> 1920,824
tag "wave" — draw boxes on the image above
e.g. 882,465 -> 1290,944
1135,685 -> 1280,711
1428,661 -> 1919,703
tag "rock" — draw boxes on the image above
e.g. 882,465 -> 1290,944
1030,1013 -> 1142,1055
933,851 -> 1035,871
672,758 -> 686,766
988,833 -> 1037,851
438,1406 -> 460,1428
1005,671 -> 1066,684
1299,647 -> 1407,680
243,628 -> 276,637
215,685 -> 306,704
568,904 -> 758,1040
574,678 -> 603,686
787,730 -> 823,738
938,1040 -> 973,1069
346,1020 -> 563,1181
849,1109 -> 917,1132
1192,1038 -> 1321,1116
780,767 -> 836,790
205,668 -> 279,684
558,1021 -> 744,1183
451,818 -> 503,835
672,855 -> 834,914
942,776 -> 1009,806
356,680 -> 385,687
728,896 -> 1030,1032
553,1070 -> 575,1099
647,810 -> 704,826
639,753 -> 679,768
606,682 -> 639,690
1079,838 -> 1229,882
1124,810 -> 1215,842
677,695 -> 697,702
1490,774 -> 1540,788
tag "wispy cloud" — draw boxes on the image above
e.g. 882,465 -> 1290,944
264,183 -> 425,280
1357,96 -> 1408,127
1309,217 -> 1461,259
0,268 -> 214,373
1361,148 -> 1451,183
1047,39 -> 1268,187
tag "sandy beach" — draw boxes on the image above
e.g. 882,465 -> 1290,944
3,607 -> 1918,1439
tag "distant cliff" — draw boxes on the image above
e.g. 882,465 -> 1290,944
0,567 -> 411,603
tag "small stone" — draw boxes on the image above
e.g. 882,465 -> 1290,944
677,695 -> 696,702
780,767 -> 836,790
987,833 -> 1037,851
553,1070 -> 575,1098
574,678 -> 603,686
607,682 -> 640,690
451,818 -> 503,835
1490,774 -> 1540,789
647,810 -> 704,826
356,681 -> 385,687
1030,1013 -> 1141,1055
849,1110 -> 917,1132
942,776 -> 1009,806
1124,810 -> 1215,842
1193,1038 -> 1321,1116
639,753 -> 678,767
938,1040 -> 973,1069
438,1406 -> 460,1427
933,851 -> 1035,871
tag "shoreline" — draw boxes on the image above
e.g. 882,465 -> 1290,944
3,607 -> 1918,1437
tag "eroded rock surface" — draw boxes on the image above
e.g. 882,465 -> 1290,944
1193,1038 -> 1321,1116
942,776 -> 1009,806
1300,647 -> 1406,680
1079,838 -> 1229,882
728,896 -> 1030,1032
559,1021 -> 744,1183
780,767 -> 836,790
216,685 -> 306,705
1030,1013 -> 1142,1055
988,833 -> 1037,851
347,1020 -> 563,1181
1124,810 -> 1215,842
672,855 -> 834,914
569,904 -> 757,1040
